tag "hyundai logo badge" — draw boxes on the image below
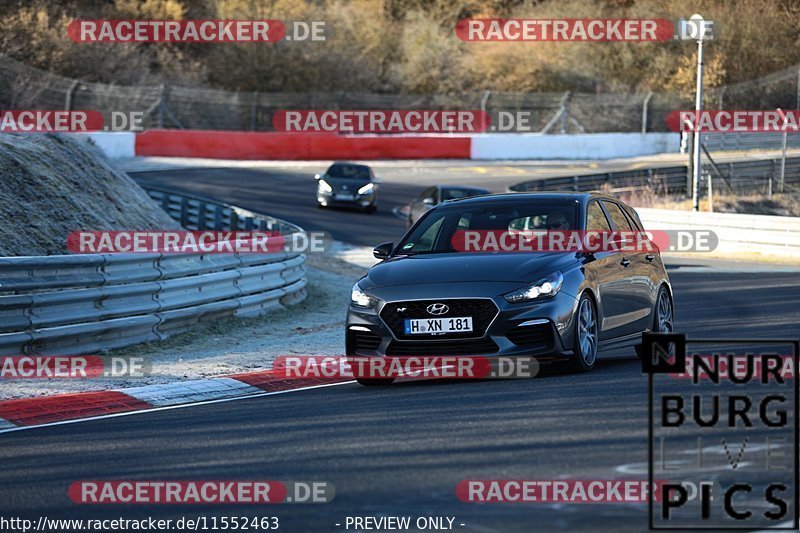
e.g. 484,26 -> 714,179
426,303 -> 449,316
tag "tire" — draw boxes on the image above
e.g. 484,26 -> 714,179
356,378 -> 395,386
366,204 -> 377,214
317,203 -> 324,209
565,293 -> 599,373
653,286 -> 674,334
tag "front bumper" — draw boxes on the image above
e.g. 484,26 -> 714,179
318,191 -> 375,208
345,290 -> 579,362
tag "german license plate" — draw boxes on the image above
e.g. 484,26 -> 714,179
336,193 -> 355,200
404,317 -> 473,335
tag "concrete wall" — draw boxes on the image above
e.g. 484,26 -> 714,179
636,208 -> 800,260
471,133 -> 679,160
79,130 -> 680,161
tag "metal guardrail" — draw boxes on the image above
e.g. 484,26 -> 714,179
700,132 -> 800,153
507,156 -> 800,195
507,166 -> 687,194
0,185 -> 307,355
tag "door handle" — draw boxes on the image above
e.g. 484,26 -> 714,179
645,254 -> 655,262
620,257 -> 631,267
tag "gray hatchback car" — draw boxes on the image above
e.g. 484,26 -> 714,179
346,193 -> 673,385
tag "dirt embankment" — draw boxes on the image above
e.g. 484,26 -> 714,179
0,133 -> 179,256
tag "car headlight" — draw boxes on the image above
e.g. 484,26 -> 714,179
318,179 -> 333,194
351,283 -> 378,308
358,183 -> 374,195
504,272 -> 564,303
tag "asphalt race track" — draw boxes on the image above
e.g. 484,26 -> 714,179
1,162 -> 799,532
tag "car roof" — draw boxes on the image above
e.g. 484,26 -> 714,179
439,185 -> 490,192
441,192 -> 605,206
329,161 -> 371,170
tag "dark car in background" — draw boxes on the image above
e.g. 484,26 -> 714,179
316,162 -> 379,213
407,185 -> 490,227
346,193 -> 674,385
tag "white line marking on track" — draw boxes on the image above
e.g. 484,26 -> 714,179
0,380 -> 356,435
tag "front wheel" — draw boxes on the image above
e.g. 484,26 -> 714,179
565,293 -> 598,373
356,378 -> 395,386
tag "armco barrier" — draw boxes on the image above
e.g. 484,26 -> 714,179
508,156 -> 800,195
508,166 -> 688,194
0,185 -> 307,355
700,131 -> 800,153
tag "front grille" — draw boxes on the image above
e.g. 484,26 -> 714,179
386,338 -> 499,356
348,329 -> 382,354
380,299 -> 498,340
506,322 -> 554,350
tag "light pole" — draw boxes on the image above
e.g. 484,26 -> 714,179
689,14 -> 707,212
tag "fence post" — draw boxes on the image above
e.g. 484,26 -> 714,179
250,92 -> 258,131
780,128 -> 788,193
64,80 -> 78,111
707,169 -> 713,212
480,90 -> 491,132
157,84 -> 167,128
561,91 -> 570,134
641,92 -> 652,133
796,68 -> 800,110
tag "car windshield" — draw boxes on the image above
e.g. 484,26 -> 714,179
397,200 -> 579,254
326,164 -> 370,181
441,188 -> 489,201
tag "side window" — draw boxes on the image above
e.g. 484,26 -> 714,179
602,201 -> 635,232
586,202 -> 611,231
414,217 -> 444,251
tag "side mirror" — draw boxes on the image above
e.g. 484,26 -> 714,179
422,197 -> 435,206
373,242 -> 394,260
314,173 -> 322,180
373,177 -> 382,184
